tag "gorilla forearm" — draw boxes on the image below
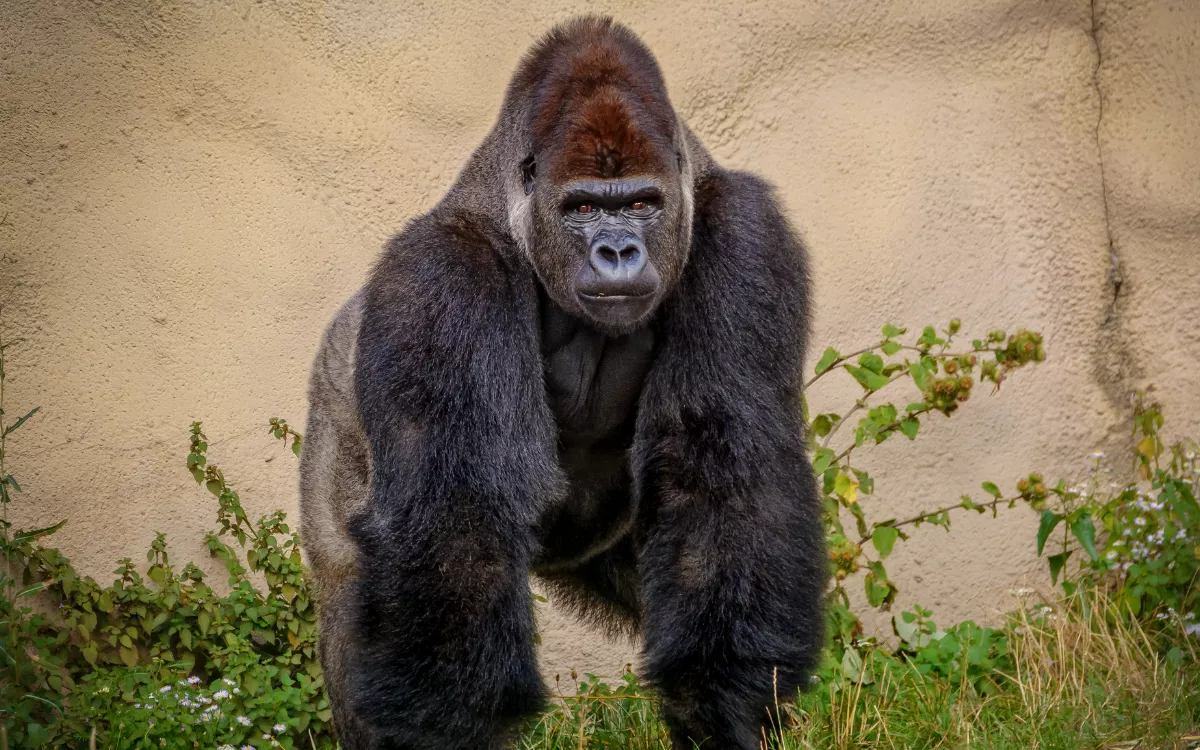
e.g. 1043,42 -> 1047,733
633,169 -> 826,748
343,227 -> 560,747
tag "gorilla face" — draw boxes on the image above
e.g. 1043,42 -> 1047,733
525,164 -> 689,336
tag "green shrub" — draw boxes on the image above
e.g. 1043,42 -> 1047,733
3,315 -> 1196,748
1031,391 -> 1199,641
0,412 -> 330,747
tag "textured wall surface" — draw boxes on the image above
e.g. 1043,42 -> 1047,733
2,0 -> 1198,680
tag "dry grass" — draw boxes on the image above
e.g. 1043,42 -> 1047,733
518,593 -> 1200,750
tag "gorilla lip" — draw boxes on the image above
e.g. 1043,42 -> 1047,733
576,289 -> 657,326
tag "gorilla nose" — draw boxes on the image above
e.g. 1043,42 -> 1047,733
589,239 -> 647,283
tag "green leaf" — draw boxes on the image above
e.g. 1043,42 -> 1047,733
872,526 -> 899,559
882,324 -> 905,337
864,562 -> 895,608
811,414 -> 834,438
11,519 -> 67,544
881,340 -> 902,356
852,468 -> 874,495
811,448 -> 835,475
1070,513 -> 1099,561
841,647 -> 864,683
26,723 -> 50,746
910,361 -> 931,391
815,347 -> 840,375
858,352 -> 884,375
846,365 -> 890,392
900,417 -> 919,440
1048,551 -> 1071,585
982,482 -> 1002,499
81,641 -> 98,665
198,609 -> 211,635
1037,511 -> 1060,555
3,406 -> 40,436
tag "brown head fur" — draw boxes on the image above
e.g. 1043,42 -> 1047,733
515,16 -> 679,181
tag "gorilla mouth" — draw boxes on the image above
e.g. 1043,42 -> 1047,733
580,291 -> 654,300
576,289 -> 657,329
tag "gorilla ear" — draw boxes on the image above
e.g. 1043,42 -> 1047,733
520,155 -> 536,196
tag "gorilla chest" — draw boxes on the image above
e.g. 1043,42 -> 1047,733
534,297 -> 654,568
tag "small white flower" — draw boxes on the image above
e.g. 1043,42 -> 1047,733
233,687 -> 241,694
237,715 -> 252,727
1135,516 -> 1147,527
273,723 -> 287,733
213,689 -> 230,700
263,734 -> 272,740
223,678 -> 236,686
187,676 -> 201,685
159,685 -> 172,693
1106,549 -> 1117,560
100,686 -> 110,693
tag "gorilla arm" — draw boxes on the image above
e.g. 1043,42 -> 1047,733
632,169 -> 829,750
348,212 -> 559,749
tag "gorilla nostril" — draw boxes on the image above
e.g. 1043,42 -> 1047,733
597,246 -> 621,268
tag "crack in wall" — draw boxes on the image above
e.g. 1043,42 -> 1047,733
1090,0 -> 1123,326
1086,0 -> 1144,454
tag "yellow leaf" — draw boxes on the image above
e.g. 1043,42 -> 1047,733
834,472 -> 859,505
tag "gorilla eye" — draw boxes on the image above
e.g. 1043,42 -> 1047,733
575,203 -> 596,214
630,201 -> 647,211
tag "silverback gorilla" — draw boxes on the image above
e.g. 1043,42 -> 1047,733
299,16 -> 826,750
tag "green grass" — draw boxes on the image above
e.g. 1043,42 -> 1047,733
516,606 -> 1200,750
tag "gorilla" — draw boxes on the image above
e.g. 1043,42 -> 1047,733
299,16 -> 826,750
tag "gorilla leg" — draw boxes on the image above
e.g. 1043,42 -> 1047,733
298,293 -> 385,747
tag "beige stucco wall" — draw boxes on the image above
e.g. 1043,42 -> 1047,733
2,0 -> 1198,680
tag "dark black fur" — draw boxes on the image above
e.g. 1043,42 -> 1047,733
333,16 -> 825,750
